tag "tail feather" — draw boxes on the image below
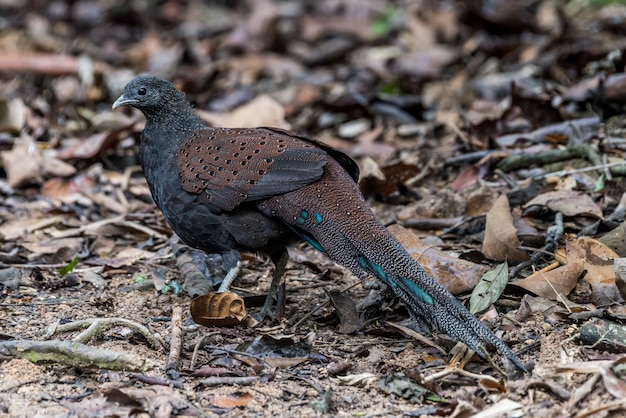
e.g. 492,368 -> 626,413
258,159 -> 526,372
356,235 -> 527,372
296,222 -> 526,372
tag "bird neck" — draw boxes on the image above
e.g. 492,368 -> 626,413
142,104 -> 205,147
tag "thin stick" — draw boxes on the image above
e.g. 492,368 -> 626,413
166,306 -> 184,372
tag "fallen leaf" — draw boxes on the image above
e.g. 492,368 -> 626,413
599,365 -> 626,399
56,130 -> 122,160
512,257 -> 582,301
0,136 -> 44,187
482,194 -> 528,262
524,190 -> 603,219
470,262 -> 509,314
197,95 -> 289,129
210,392 -> 253,409
21,238 -> 83,255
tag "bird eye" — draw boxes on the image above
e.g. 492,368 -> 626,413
138,87 -> 147,95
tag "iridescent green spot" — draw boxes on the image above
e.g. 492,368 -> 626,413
296,210 -> 309,225
313,212 -> 323,224
301,232 -> 325,253
398,277 -> 433,305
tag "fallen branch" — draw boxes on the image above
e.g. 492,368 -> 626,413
0,339 -> 152,371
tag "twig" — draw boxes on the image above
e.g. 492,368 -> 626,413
190,331 -> 221,370
199,376 -> 260,386
132,373 -> 184,389
538,160 -> 626,180
422,366 -> 502,384
166,306 -> 184,372
44,317 -> 167,352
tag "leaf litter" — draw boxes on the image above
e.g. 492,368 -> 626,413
1,0 -> 626,416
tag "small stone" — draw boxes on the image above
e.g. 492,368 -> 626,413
338,118 -> 371,138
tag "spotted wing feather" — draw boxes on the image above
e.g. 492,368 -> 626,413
177,128 -> 328,211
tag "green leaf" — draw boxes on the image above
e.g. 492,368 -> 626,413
469,261 -> 509,314
370,7 -> 399,37
58,256 -> 78,276
594,173 -> 605,192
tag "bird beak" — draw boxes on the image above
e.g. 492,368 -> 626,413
112,94 -> 136,110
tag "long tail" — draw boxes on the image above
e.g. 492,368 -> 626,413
258,159 -> 526,372
319,224 -> 525,372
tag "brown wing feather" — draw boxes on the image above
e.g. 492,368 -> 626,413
258,127 -> 359,182
177,127 -> 327,211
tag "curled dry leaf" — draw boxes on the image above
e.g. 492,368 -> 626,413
482,194 -> 528,262
56,130 -> 122,161
571,238 -> 620,305
512,261 -> 581,302
190,291 -> 257,327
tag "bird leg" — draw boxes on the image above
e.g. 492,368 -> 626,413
217,249 -> 242,293
258,250 -> 289,320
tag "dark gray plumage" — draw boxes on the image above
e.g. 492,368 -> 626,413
113,75 -> 527,373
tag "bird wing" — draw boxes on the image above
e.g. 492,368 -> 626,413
258,127 -> 360,182
177,127 -> 329,211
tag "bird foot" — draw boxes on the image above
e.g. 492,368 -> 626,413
256,297 -> 276,323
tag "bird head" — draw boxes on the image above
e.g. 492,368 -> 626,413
112,75 -> 187,113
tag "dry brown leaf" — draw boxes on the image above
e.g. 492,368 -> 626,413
465,187 -> 498,216
21,238 -> 83,255
599,365 -> 626,399
512,256 -> 581,300
388,224 -> 487,294
573,237 -> 619,285
482,194 -> 528,262
41,174 -> 98,200
210,392 -> 254,409
124,31 -> 162,68
452,164 -> 486,192
197,95 -> 289,129
221,0 -> 278,52
513,238 -> 619,302
0,136 -> 44,187
56,130 -> 121,160
95,247 -> 155,268
263,357 -> 309,369
41,157 -> 77,178
0,53 -> 110,75
360,160 -> 420,199
524,190 -> 603,219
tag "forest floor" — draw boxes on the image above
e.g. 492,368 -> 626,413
1,0 -> 626,417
